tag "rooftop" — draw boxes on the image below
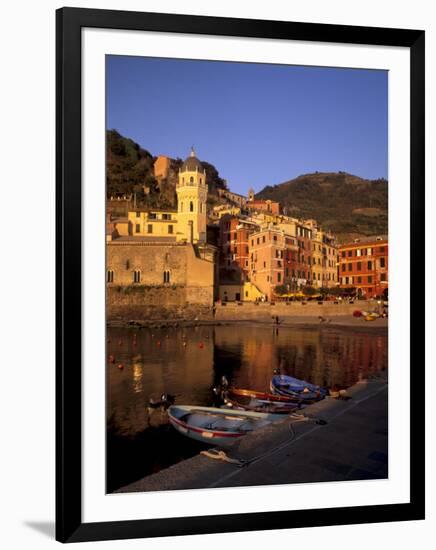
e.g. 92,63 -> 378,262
110,236 -> 177,244
340,235 -> 388,247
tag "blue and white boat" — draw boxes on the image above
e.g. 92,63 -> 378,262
270,374 -> 327,401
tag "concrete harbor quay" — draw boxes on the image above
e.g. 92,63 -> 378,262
117,376 -> 388,493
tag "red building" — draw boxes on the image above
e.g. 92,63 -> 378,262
338,236 -> 388,298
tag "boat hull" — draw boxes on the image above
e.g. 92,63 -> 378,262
168,405 -> 282,447
224,395 -> 301,414
270,375 -> 327,401
228,387 -> 299,403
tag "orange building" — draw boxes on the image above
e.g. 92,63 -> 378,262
153,155 -> 171,180
219,215 -> 258,281
338,235 -> 388,298
246,188 -> 280,215
246,199 -> 280,215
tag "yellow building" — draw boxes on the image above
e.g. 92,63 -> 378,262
218,282 -> 265,302
308,222 -> 338,288
211,204 -> 241,220
127,209 -> 177,238
123,149 -> 208,244
176,148 -> 208,243
311,231 -> 324,286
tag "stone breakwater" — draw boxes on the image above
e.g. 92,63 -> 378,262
214,301 -> 375,321
107,299 -> 384,326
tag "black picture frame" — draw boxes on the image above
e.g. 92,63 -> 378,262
56,7 -> 425,543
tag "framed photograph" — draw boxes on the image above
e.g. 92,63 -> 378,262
56,7 -> 425,543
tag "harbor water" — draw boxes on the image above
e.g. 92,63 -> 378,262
107,324 -> 387,492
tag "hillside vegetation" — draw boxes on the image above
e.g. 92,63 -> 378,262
256,172 -> 388,241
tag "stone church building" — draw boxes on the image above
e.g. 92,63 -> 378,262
106,149 -> 217,320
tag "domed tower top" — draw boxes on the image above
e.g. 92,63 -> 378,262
181,147 -> 205,173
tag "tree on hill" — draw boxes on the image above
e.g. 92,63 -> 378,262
201,161 -> 227,194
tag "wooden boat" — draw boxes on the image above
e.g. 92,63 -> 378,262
168,405 -> 282,447
223,395 -> 301,414
270,374 -> 327,401
228,387 -> 299,403
228,387 -> 321,406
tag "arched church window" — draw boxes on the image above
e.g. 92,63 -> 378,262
190,201 -> 194,212
180,201 -> 183,212
190,176 -> 194,183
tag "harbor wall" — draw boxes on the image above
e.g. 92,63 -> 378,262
214,300 -> 375,321
107,296 -> 377,323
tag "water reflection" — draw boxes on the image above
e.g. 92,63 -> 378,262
107,324 -> 387,492
131,362 -> 143,394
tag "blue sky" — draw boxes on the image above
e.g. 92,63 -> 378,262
106,56 -> 387,195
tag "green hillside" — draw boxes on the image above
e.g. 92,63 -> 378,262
256,172 -> 388,241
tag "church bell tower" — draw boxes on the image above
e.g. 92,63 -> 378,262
176,148 -> 208,243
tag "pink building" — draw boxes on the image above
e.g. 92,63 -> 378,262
249,228 -> 287,301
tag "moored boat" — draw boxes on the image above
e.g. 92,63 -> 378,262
228,387 -> 299,403
223,395 -> 301,414
168,405 -> 282,447
270,374 -> 327,401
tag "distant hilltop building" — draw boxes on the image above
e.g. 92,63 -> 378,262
217,186 -> 279,215
217,188 -> 247,208
247,186 -> 280,215
153,155 -> 171,180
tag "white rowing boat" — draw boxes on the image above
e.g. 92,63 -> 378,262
168,405 -> 282,447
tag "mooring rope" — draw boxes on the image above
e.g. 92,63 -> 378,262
200,413 -> 317,468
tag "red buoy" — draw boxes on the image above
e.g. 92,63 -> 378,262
108,355 -> 115,364
199,342 -> 204,349
117,364 -> 124,370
